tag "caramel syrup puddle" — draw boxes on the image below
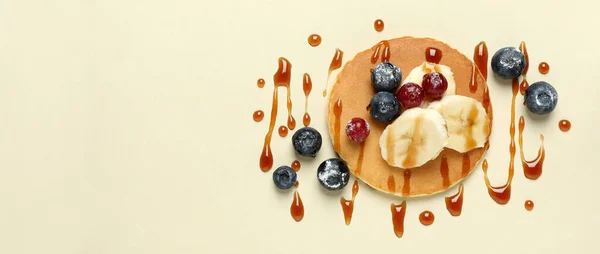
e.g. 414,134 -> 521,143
518,116 -> 545,180
323,49 -> 343,97
340,180 -> 359,225
259,57 -> 292,171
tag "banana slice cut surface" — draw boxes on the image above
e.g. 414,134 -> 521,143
429,95 -> 490,153
379,108 -> 448,169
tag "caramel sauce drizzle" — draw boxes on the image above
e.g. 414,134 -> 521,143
481,77 -> 518,204
340,180 -> 360,225
303,73 -> 312,127
371,40 -> 390,64
470,42 -> 488,93
445,184 -> 464,216
290,191 -> 304,222
402,170 -> 411,196
355,142 -> 366,175
391,201 -> 407,238
259,58 -> 292,171
387,175 -> 396,192
333,98 -> 343,152
518,116 -> 545,180
440,155 -> 450,188
323,49 -> 344,97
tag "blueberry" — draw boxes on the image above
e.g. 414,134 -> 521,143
371,62 -> 402,92
525,81 -> 558,115
292,127 -> 322,157
369,91 -> 401,123
491,47 -> 526,79
317,158 -> 350,190
273,166 -> 297,190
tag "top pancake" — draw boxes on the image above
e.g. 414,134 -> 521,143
327,37 -> 493,197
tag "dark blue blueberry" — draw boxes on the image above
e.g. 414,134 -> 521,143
317,158 -> 350,190
491,47 -> 526,79
369,91 -> 401,123
272,166 -> 297,190
525,81 -> 558,115
292,127 -> 322,157
371,62 -> 402,92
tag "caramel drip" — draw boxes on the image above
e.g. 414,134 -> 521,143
257,78 -> 265,88
390,201 -> 407,238
525,200 -> 534,211
440,155 -> 450,188
402,170 -> 411,196
470,42 -> 487,93
259,58 -> 292,171
340,180 -> 359,225
303,73 -> 312,127
519,80 -> 529,95
559,120 -> 571,132
402,117 -> 423,168
461,153 -> 471,177
425,47 -> 442,64
290,191 -> 304,222
355,142 -> 366,175
371,41 -> 390,64
464,104 -> 479,151
538,62 -> 549,74
303,113 -> 311,127
307,34 -> 322,47
386,128 -> 395,165
387,175 -> 396,192
518,116 -> 545,180
253,110 -> 264,122
374,19 -> 384,32
445,184 -> 464,216
482,85 -> 491,114
278,125 -> 288,137
333,98 -> 343,152
519,41 -> 529,76
474,42 -> 489,80
518,41 -> 529,96
291,160 -> 301,172
323,49 -> 344,96
481,78 -> 518,204
419,211 -> 435,226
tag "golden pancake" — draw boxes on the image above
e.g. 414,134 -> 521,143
327,37 -> 493,197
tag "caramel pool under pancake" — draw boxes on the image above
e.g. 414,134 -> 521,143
327,37 -> 493,197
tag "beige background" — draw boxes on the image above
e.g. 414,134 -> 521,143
0,0 -> 598,253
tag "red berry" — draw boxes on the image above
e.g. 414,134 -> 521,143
396,83 -> 424,109
422,72 -> 448,99
345,118 -> 370,143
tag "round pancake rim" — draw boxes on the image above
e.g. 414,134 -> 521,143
326,36 -> 493,197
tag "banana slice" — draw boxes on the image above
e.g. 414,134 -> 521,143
380,108 -> 448,169
428,95 -> 491,153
